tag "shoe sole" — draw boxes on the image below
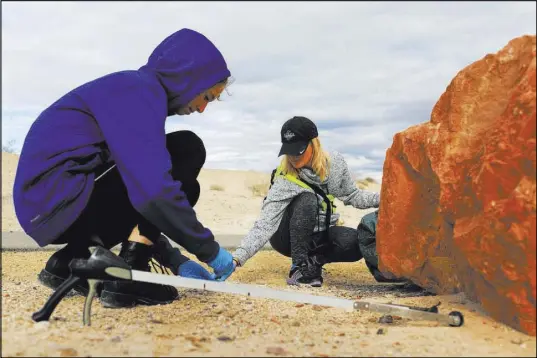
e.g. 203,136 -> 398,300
286,277 -> 323,288
99,290 -> 178,309
38,269 -> 90,296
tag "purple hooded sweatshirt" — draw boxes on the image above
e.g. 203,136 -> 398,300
13,28 -> 230,262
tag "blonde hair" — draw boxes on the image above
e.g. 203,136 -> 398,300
214,76 -> 235,101
280,137 -> 330,181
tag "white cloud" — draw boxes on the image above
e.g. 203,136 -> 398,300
2,1 -> 536,181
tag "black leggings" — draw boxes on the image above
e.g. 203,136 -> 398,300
52,130 -> 205,250
269,192 -> 363,266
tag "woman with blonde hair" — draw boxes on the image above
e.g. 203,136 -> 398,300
231,116 -> 381,286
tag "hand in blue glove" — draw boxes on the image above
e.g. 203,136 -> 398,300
207,247 -> 235,281
178,260 -> 216,281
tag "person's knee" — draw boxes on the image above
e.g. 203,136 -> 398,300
166,130 -> 206,166
330,227 -> 358,248
269,235 -> 291,257
183,180 -> 200,207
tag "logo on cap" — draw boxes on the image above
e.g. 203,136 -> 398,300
283,130 -> 295,142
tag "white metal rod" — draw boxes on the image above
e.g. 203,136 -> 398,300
132,270 -> 355,311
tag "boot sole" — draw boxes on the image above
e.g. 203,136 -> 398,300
38,269 -> 91,296
99,290 -> 177,309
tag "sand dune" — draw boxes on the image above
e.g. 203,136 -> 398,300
2,152 -> 21,233
1,152 -> 380,235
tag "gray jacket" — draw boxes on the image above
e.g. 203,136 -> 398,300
232,151 -> 380,266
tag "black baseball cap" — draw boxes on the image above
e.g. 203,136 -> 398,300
278,116 -> 318,157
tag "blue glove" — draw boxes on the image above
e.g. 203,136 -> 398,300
178,260 -> 216,281
207,247 -> 235,281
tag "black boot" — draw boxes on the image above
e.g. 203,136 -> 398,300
100,241 -> 179,308
38,244 -> 92,295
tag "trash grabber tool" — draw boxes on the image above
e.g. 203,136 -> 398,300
32,246 -> 464,327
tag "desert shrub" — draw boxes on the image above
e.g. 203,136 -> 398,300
356,179 -> 369,189
2,139 -> 16,153
250,182 -> 270,197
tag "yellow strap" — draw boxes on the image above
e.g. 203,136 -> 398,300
275,165 -> 336,213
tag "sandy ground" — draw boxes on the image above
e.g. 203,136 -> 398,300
2,152 -> 21,233
2,250 -> 536,357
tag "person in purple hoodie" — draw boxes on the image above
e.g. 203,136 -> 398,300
13,28 -> 237,308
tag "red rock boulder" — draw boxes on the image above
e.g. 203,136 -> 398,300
377,35 -> 536,336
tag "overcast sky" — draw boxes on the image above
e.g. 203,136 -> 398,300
2,1 -> 536,180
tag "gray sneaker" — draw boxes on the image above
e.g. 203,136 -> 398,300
286,267 -> 323,287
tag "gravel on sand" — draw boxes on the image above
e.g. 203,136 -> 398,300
2,250 -> 536,357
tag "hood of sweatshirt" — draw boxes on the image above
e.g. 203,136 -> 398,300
139,28 -> 231,115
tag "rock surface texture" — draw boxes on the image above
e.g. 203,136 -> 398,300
377,35 -> 536,336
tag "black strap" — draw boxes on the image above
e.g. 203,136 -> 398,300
270,168 -> 277,186
263,168 -> 278,202
301,181 -> 332,245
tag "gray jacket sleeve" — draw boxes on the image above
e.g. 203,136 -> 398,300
232,179 -> 296,266
331,152 -> 380,209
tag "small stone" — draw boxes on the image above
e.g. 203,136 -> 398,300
338,332 -> 345,336
291,321 -> 301,327
226,311 -> 238,319
58,348 -> 78,357
377,328 -> 386,335
295,304 -> 305,308
266,346 -> 288,356
217,336 -> 233,342
511,339 -> 524,345
111,336 -> 121,343
379,315 -> 394,324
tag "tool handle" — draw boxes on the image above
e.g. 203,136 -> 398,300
406,304 -> 439,313
32,275 -> 83,322
389,301 -> 440,313
83,279 -> 101,326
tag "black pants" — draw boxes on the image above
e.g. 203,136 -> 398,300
269,192 -> 363,266
52,130 -> 205,251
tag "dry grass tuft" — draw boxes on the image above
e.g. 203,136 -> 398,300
210,184 -> 225,192
356,177 -> 378,189
249,182 -> 270,197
